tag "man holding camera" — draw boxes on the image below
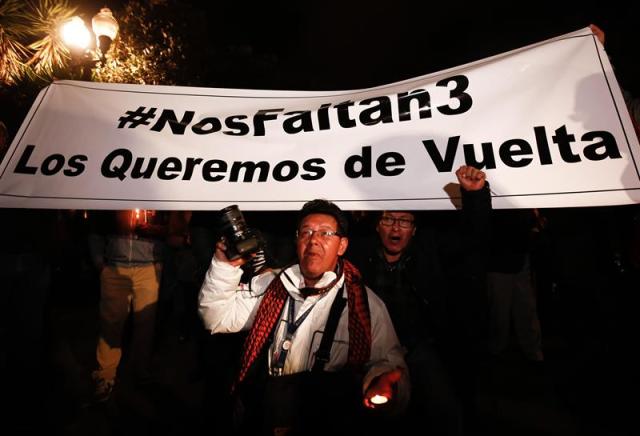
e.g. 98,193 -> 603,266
199,199 -> 408,435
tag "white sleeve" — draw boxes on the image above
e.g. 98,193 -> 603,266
362,289 -> 411,410
198,256 -> 275,334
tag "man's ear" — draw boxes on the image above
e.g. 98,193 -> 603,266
338,237 -> 349,256
412,226 -> 417,237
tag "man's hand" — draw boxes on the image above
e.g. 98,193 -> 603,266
455,165 -> 486,192
214,238 -> 253,267
590,24 -> 605,46
363,368 -> 403,409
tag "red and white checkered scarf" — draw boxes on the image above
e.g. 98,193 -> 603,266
236,259 -> 371,386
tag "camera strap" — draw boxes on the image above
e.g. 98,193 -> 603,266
312,290 -> 347,372
271,284 -> 345,376
271,296 -> 316,376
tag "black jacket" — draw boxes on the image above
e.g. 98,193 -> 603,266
349,185 -> 492,351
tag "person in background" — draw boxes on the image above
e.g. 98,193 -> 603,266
88,209 -> 167,402
158,211 -> 200,343
487,209 -> 544,362
0,121 -> 56,432
350,165 -> 491,435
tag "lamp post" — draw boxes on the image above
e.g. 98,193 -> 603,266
60,7 -> 119,79
92,8 -> 119,64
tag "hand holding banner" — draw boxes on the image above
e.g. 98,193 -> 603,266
1,27 -> 638,210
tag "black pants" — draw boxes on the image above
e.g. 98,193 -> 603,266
236,370 -> 364,436
406,342 -> 464,436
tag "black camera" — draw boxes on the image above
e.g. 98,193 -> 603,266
219,205 -> 263,260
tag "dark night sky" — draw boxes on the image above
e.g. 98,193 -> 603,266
79,1 -> 639,92
173,1 -> 639,93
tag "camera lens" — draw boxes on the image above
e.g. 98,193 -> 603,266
220,205 -> 248,238
219,205 -> 261,260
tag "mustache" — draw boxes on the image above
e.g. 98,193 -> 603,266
304,251 -> 322,256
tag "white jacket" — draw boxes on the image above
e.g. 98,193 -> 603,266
199,257 -> 409,399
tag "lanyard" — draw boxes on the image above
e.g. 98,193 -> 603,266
271,296 -> 318,376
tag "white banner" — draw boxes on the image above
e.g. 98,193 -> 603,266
1,27 -> 638,210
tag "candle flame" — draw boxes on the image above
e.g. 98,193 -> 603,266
370,395 -> 388,405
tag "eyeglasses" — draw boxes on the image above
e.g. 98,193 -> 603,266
379,216 -> 414,228
296,229 -> 342,241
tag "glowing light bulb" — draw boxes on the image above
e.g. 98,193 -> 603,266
61,16 -> 91,50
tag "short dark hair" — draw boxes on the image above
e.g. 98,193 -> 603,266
298,199 -> 348,236
378,210 -> 417,220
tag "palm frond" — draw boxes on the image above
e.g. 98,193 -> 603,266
23,0 -> 76,76
0,24 -> 29,85
25,0 -> 76,35
0,0 -> 35,39
27,33 -> 70,75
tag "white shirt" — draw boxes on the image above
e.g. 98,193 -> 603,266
198,257 -> 409,397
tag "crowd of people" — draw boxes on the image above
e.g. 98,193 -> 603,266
1,161 -> 638,435
1,23 -> 638,436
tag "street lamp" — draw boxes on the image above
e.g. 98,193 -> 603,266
60,7 -> 119,78
91,8 -> 119,63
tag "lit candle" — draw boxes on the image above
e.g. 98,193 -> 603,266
370,394 -> 389,405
